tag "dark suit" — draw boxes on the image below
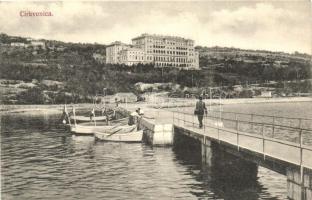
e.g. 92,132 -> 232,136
195,100 -> 207,128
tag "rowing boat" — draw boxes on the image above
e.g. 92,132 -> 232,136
70,124 -> 137,136
70,115 -> 108,122
94,130 -> 143,143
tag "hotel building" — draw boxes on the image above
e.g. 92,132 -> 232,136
106,34 -> 199,69
119,47 -> 145,66
105,41 -> 130,64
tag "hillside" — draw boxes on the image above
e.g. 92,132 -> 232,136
0,33 -> 311,104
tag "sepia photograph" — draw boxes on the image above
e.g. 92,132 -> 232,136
0,1 -> 311,199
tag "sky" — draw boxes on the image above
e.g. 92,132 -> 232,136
0,1 -> 311,54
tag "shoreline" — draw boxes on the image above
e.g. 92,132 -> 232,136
0,97 -> 311,114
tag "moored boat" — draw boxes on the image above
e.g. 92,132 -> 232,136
70,124 -> 137,136
94,130 -> 143,143
70,115 -> 108,122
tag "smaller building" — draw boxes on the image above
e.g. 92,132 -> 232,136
100,92 -> 138,103
30,40 -> 46,49
106,41 -> 130,64
114,92 -> 137,103
10,42 -> 27,47
261,91 -> 272,98
56,46 -> 66,51
119,48 -> 146,66
254,91 -> 272,98
233,85 -> 243,92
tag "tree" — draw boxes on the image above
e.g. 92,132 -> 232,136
16,87 -> 45,104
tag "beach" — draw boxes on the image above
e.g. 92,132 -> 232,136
1,97 -> 311,115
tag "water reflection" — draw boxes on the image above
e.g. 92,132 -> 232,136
172,130 -> 287,200
1,113 -> 287,200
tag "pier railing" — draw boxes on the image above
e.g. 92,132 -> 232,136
172,110 -> 312,170
170,108 -> 312,145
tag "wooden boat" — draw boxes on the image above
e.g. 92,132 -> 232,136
74,117 -> 128,126
70,124 -> 137,136
94,130 -> 143,143
70,115 -> 108,122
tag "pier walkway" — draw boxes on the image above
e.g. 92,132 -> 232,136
119,103 -> 312,200
121,104 -> 312,169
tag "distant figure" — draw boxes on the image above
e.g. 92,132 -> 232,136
111,109 -> 117,120
136,108 -> 144,116
128,111 -> 139,126
102,107 -> 110,117
102,107 -> 109,125
62,105 -> 69,124
90,108 -> 95,121
115,98 -> 119,107
194,96 -> 207,128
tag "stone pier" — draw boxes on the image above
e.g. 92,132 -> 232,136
139,117 -> 174,146
199,133 -> 258,185
287,167 -> 312,200
118,104 -> 312,200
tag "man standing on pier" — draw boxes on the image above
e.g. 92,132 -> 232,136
195,96 -> 207,128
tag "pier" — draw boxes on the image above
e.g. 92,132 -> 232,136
119,103 -> 312,200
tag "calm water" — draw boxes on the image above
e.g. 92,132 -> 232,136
220,101 -> 312,119
1,103 -> 301,200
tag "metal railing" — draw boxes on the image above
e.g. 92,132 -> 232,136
170,107 -> 312,144
172,110 -> 312,172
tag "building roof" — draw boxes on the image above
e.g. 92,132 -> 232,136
132,33 -> 193,42
106,41 -> 129,47
120,47 -> 144,52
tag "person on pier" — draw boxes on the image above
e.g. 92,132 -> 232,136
194,96 -> 207,128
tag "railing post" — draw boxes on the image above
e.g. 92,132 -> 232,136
235,114 -> 239,131
217,119 -> 220,143
251,114 -> 254,133
183,111 -> 186,126
203,114 -> 206,132
272,116 -> 275,138
262,123 -> 265,160
298,118 -> 302,133
236,115 -> 239,151
178,112 -> 180,126
298,119 -> 304,184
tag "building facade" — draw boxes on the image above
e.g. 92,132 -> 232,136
30,40 -> 46,49
131,34 -> 199,69
106,34 -> 199,69
119,47 -> 145,66
105,41 -> 130,64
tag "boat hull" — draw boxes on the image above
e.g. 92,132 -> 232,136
94,130 -> 143,143
70,115 -> 108,122
70,125 -> 137,136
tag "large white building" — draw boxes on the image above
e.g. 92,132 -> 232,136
106,41 -> 130,64
106,34 -> 199,69
119,47 -> 145,66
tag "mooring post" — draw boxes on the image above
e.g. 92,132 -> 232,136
73,106 -> 77,126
